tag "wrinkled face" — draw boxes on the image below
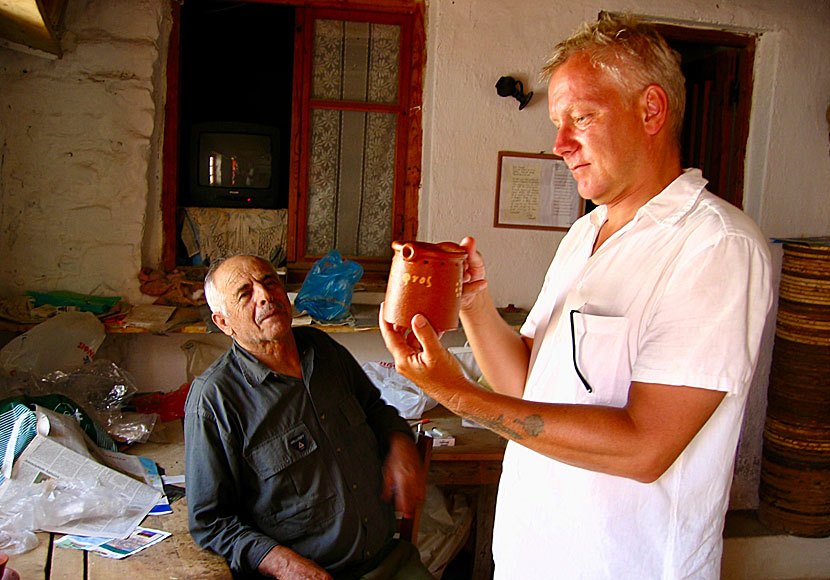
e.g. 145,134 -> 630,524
211,256 -> 293,348
549,53 -> 648,207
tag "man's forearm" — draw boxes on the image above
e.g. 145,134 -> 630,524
258,545 -> 332,580
441,379 -> 724,483
459,288 -> 530,397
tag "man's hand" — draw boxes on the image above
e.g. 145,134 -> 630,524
257,545 -> 332,580
378,307 -> 473,408
381,431 -> 426,519
460,236 -> 488,310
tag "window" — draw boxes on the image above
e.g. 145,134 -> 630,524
161,1 -> 424,284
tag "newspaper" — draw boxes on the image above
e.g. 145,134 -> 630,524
0,407 -> 161,539
98,450 -> 172,515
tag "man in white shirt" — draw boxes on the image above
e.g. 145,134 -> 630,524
380,13 -> 773,579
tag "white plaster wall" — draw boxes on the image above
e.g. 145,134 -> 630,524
94,328 -> 468,394
421,0 -> 830,309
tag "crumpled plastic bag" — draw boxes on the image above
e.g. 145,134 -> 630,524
181,339 -> 228,384
295,250 -> 363,321
2,360 -> 157,445
0,403 -> 39,486
361,362 -> 437,420
43,360 -> 156,444
0,311 -> 106,378
0,474 -> 132,555
417,484 -> 474,578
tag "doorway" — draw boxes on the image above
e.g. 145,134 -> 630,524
655,23 -> 756,210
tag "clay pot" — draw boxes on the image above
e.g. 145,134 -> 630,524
384,241 -> 467,331
0,554 -> 20,580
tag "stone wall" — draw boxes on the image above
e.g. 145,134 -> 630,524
0,0 -> 169,305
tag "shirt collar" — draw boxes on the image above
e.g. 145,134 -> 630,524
638,168 -> 708,226
588,168 -> 707,229
230,332 -> 312,387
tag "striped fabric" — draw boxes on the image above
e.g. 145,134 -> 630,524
0,402 -> 38,484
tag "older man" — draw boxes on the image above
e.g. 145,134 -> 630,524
185,254 -> 433,580
380,13 -> 773,579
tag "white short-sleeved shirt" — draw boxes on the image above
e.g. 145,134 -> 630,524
492,169 -> 773,580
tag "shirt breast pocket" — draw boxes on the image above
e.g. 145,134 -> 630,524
244,423 -> 338,541
333,396 -> 381,458
571,312 -> 632,406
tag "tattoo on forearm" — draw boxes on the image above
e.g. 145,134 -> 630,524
462,413 -> 545,440
467,414 -> 523,439
516,414 -> 544,437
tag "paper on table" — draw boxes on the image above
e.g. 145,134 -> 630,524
96,450 -> 172,515
55,526 -> 171,559
121,304 -> 177,332
161,474 -> 185,485
0,408 -> 161,539
35,406 -> 172,515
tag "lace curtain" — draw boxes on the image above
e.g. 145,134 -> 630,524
306,19 -> 400,258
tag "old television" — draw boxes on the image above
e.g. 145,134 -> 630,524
184,121 -> 282,208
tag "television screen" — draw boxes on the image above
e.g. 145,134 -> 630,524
184,122 -> 281,209
198,132 -> 272,189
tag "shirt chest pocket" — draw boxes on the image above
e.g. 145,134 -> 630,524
571,312 -> 632,406
327,396 -> 381,460
244,423 -> 338,540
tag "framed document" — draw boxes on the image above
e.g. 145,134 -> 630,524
493,151 -> 584,231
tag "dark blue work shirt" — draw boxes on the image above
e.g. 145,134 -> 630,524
184,327 -> 412,577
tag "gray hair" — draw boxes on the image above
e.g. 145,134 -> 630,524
541,13 -> 686,141
203,254 -> 278,315
203,257 -> 230,315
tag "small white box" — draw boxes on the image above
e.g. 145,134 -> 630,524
427,429 -> 455,447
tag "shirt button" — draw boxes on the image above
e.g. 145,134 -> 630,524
320,413 -> 326,420
363,517 -> 369,524
336,447 -> 342,453
352,483 -> 358,490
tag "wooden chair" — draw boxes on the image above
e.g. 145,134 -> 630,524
398,433 -> 433,545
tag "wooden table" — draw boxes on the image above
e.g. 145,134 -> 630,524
422,405 -> 506,580
6,422 -> 231,580
7,409 -> 506,580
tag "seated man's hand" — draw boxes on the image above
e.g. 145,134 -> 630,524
382,431 -> 426,519
258,545 -> 333,580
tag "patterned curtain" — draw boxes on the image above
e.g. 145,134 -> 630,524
306,19 -> 400,258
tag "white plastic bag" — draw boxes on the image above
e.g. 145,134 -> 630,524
448,345 -> 481,381
0,474 -> 131,555
181,339 -> 228,383
361,362 -> 438,420
0,311 -> 106,377
417,484 -> 474,578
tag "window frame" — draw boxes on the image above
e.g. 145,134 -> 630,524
160,0 -> 424,284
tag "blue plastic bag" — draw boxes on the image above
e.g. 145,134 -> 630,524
295,250 -> 363,321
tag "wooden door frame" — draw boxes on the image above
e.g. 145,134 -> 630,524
652,23 -> 757,210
